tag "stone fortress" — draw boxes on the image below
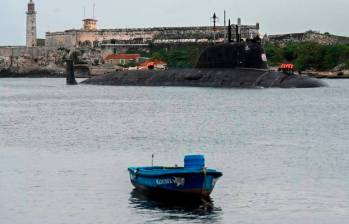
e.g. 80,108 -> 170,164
0,0 -> 262,76
45,9 -> 260,58
0,0 -> 260,76
45,20 -> 260,49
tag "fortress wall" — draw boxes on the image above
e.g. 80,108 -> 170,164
0,47 -> 14,57
266,31 -> 349,45
301,32 -> 338,44
77,30 -> 156,43
0,46 -> 57,57
45,25 -> 260,48
45,32 -> 77,48
154,28 -> 222,40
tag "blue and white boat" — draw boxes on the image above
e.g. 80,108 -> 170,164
128,155 -> 222,198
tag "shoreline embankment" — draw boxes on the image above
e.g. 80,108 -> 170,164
0,69 -> 65,78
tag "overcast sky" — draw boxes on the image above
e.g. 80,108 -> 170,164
1,0 -> 348,45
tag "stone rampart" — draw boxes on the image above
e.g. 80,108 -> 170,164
45,32 -> 77,48
0,46 -> 58,57
45,25 -> 260,48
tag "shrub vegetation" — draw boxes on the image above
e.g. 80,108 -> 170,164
127,43 -> 349,70
264,42 -> 349,71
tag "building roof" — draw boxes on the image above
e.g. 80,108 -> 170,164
105,54 -> 141,60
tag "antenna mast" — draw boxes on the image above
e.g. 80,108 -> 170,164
93,2 -> 96,19
210,13 -> 219,44
224,11 -> 227,43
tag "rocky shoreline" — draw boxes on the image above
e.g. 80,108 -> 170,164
304,70 -> 349,79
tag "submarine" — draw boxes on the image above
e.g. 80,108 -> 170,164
69,22 -> 327,88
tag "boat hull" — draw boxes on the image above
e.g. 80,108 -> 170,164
128,167 -> 222,198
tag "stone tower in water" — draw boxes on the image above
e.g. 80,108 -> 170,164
26,0 -> 37,47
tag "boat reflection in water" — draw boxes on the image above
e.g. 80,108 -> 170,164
129,189 -> 222,222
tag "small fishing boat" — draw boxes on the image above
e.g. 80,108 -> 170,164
128,155 -> 222,198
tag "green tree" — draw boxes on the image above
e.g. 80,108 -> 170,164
283,43 -> 298,62
264,43 -> 283,65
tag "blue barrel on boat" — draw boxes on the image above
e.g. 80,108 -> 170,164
184,155 -> 205,169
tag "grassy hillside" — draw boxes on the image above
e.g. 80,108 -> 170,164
265,42 -> 349,71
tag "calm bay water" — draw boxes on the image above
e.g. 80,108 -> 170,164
0,78 -> 348,224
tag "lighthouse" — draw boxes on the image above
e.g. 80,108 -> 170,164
26,0 -> 37,47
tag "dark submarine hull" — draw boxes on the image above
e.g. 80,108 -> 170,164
79,41 -> 327,88
81,68 -> 326,88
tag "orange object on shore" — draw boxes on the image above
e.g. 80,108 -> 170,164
138,59 -> 167,70
280,63 -> 294,69
147,62 -> 155,67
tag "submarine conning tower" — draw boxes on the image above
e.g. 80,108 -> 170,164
195,41 -> 268,69
196,17 -> 267,70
